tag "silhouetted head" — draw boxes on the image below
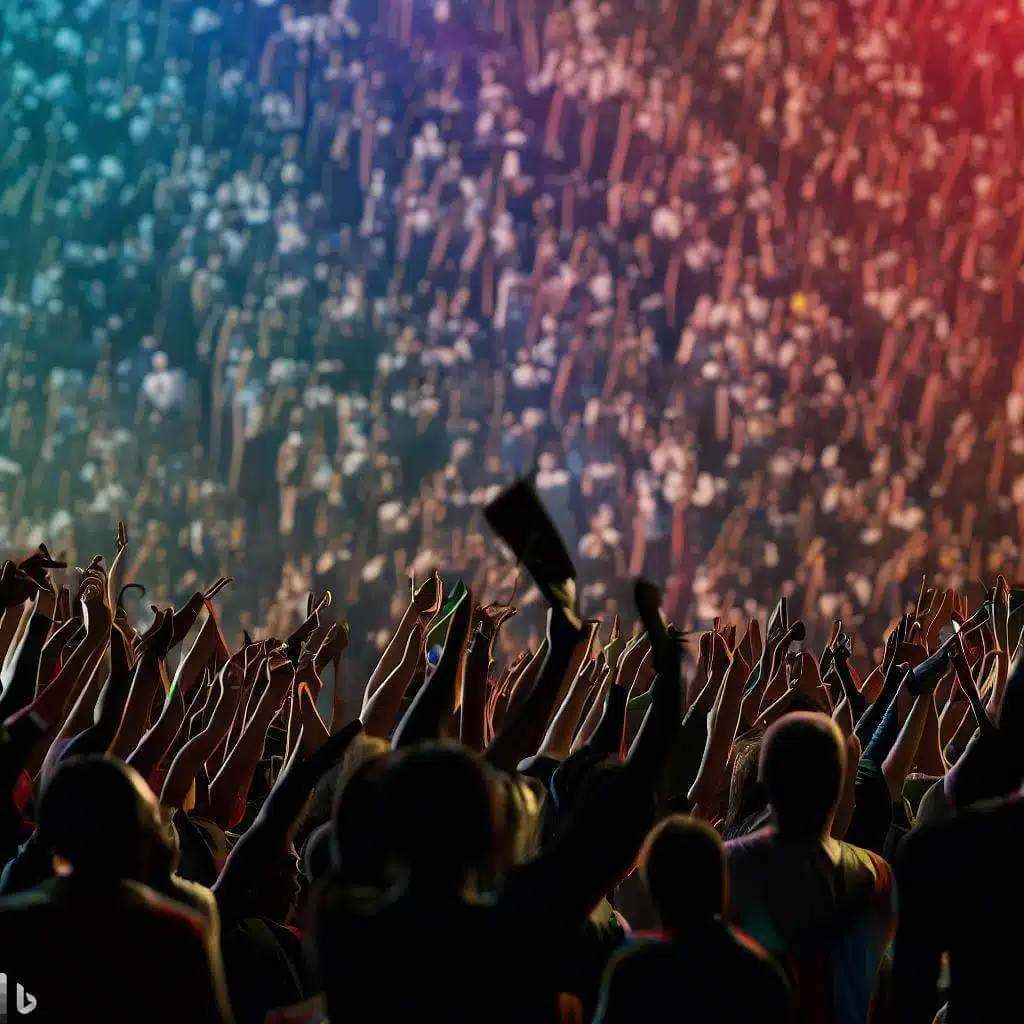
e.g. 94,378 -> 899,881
330,744 -> 391,886
759,713 -> 845,839
37,756 -> 173,882
376,743 -> 496,894
641,816 -> 725,932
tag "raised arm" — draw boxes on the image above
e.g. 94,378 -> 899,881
571,662 -> 614,754
360,623 -> 423,739
0,588 -> 55,721
882,673 -> 932,802
57,625 -> 135,761
214,718 -> 362,928
393,590 -> 472,748
507,581 -> 682,930
44,568 -> 115,751
534,659 -> 598,761
485,602 -> 584,773
364,572 -> 440,705
109,609 -> 176,758
688,648 -> 750,818
498,636 -> 548,726
459,628 -> 493,753
207,652 -> 295,829
161,656 -> 246,810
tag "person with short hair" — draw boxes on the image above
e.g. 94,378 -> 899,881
595,815 -> 791,1023
726,714 -> 895,1024
0,756 -> 234,1024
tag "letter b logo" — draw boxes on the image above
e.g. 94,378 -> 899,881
16,985 -> 36,1016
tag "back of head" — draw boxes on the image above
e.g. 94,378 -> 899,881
330,747 -> 391,885
641,816 -> 725,931
37,756 -> 157,881
377,743 -> 495,893
760,713 -> 845,839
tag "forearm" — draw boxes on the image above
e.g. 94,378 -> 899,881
571,670 -> 614,754
459,638 -> 491,752
1,603 -> 35,684
392,602 -> 471,748
126,691 -> 190,786
855,658 -> 905,747
984,652 -> 1008,719
588,682 -> 628,759
59,633 -> 134,761
502,639 -> 548,722
27,628 -> 105,727
0,607 -> 24,671
751,687 -> 799,733
162,693 -> 240,809
659,704 -> 709,809
832,697 -> 855,737
364,602 -> 419,704
627,664 -> 684,786
295,684 -> 329,754
0,615 -> 53,720
485,638 -> 575,773
835,655 -> 868,721
109,657 -> 165,758
536,660 -> 596,760
738,667 -> 768,732
35,619 -> 83,699
882,690 -> 931,801
915,697 -> 946,777
54,649 -> 108,742
756,665 -> 787,714
208,677 -> 289,829
689,658 -> 746,815
360,625 -> 422,739
171,619 -> 220,708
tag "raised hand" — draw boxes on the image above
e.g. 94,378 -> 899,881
0,561 -> 42,608
136,607 -> 175,662
412,569 -> 443,620
313,619 -> 350,675
472,600 -> 518,660
991,575 -> 1011,655
166,577 -> 233,650
77,560 -> 113,637
19,544 -> 67,587
475,600 -> 518,636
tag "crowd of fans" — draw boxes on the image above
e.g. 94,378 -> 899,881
4,0 -> 1024,1018
5,0 -> 1024,687
1,512 -> 1023,1024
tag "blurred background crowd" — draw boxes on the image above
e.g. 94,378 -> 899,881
3,0 -> 1024,696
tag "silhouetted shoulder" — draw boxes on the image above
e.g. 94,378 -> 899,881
123,878 -> 210,939
727,925 -> 792,995
899,793 -> 1024,877
731,923 -> 780,965
593,940 -> 671,1024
